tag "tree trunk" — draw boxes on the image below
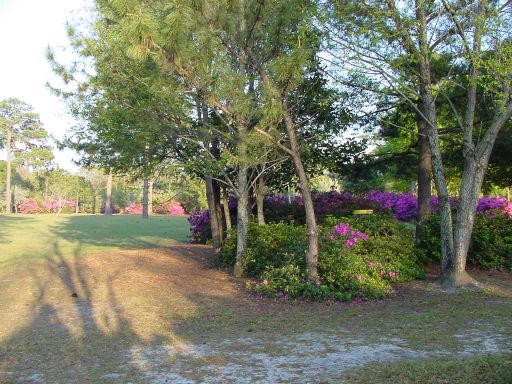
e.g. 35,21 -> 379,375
415,2 -> 456,284
199,101 -> 223,252
283,104 -> 319,280
256,176 -> 265,225
104,168 -> 113,215
416,113 -> 432,240
149,180 -> 153,215
222,185 -> 232,233
5,129 -> 12,214
212,179 -> 224,240
205,175 -> 223,252
233,164 -> 249,278
12,184 -> 17,213
142,178 -> 149,219
442,157 -> 481,287
75,190 -> 79,214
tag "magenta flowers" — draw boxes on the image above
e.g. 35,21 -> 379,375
329,221 -> 368,247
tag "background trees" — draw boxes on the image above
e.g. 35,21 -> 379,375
0,98 -> 53,213
327,0 -> 512,287
39,0 -> 512,288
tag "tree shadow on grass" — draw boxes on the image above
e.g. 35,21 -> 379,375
0,242 -> 188,383
48,215 -> 190,250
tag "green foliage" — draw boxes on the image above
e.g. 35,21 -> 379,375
220,222 -> 308,276
222,215 -> 424,301
417,212 -> 512,270
0,98 -> 53,168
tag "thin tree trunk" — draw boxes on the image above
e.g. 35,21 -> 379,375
416,2 -> 455,284
233,162 -> 249,278
75,190 -> 79,214
212,179 -> 224,241
148,180 -> 153,214
256,176 -> 265,225
5,129 -> 12,214
142,178 -> 149,219
205,175 -> 223,252
12,184 -> 16,213
222,185 -> 232,232
282,104 -> 319,280
104,168 -> 113,215
199,101 -> 223,251
416,114 -> 432,240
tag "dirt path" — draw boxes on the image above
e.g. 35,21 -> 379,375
0,244 -> 511,383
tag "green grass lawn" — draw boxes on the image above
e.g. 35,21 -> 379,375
0,214 -> 189,271
0,213 -> 511,383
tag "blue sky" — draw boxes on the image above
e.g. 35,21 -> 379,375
0,0 -> 92,171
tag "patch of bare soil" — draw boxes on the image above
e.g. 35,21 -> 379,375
0,245 -> 511,383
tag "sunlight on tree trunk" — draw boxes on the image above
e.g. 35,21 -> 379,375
104,169 -> 112,215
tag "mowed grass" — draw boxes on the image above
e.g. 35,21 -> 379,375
0,213 -> 511,383
0,214 -> 189,271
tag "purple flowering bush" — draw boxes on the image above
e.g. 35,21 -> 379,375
100,204 -> 120,214
222,214 -> 423,301
189,191 -> 512,243
188,208 -> 211,243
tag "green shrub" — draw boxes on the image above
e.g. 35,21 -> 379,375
317,215 -> 424,299
219,222 -> 308,277
223,214 -> 424,301
417,211 -> 512,270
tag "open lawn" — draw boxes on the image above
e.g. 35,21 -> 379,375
0,214 -> 511,383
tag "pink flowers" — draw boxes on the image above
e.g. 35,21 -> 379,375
167,202 -> 186,215
355,275 -> 363,281
330,222 -> 368,248
388,271 -> 397,278
368,262 -> 375,268
262,279 -> 269,285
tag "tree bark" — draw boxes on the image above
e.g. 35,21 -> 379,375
415,1 -> 456,284
233,163 -> 249,278
148,180 -> 153,215
199,101 -> 224,252
256,176 -> 265,225
212,179 -> 224,240
205,175 -> 223,252
282,103 -> 319,280
222,185 -> 232,232
5,128 -> 12,214
104,168 -> 113,215
142,178 -> 149,219
75,190 -> 79,214
416,113 -> 432,240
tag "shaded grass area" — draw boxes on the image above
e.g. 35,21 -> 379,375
0,214 -> 511,382
342,354 -> 512,384
0,214 -> 189,271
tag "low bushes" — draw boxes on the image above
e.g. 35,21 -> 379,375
189,191 -> 512,243
418,211 -> 512,270
221,214 -> 424,301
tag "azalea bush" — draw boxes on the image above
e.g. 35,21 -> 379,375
167,202 -> 186,215
222,214 -> 424,301
18,198 -> 76,214
418,210 -> 512,270
188,208 -> 211,243
18,198 -> 43,214
125,202 -> 143,214
189,191 -> 512,243
100,204 -> 120,214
